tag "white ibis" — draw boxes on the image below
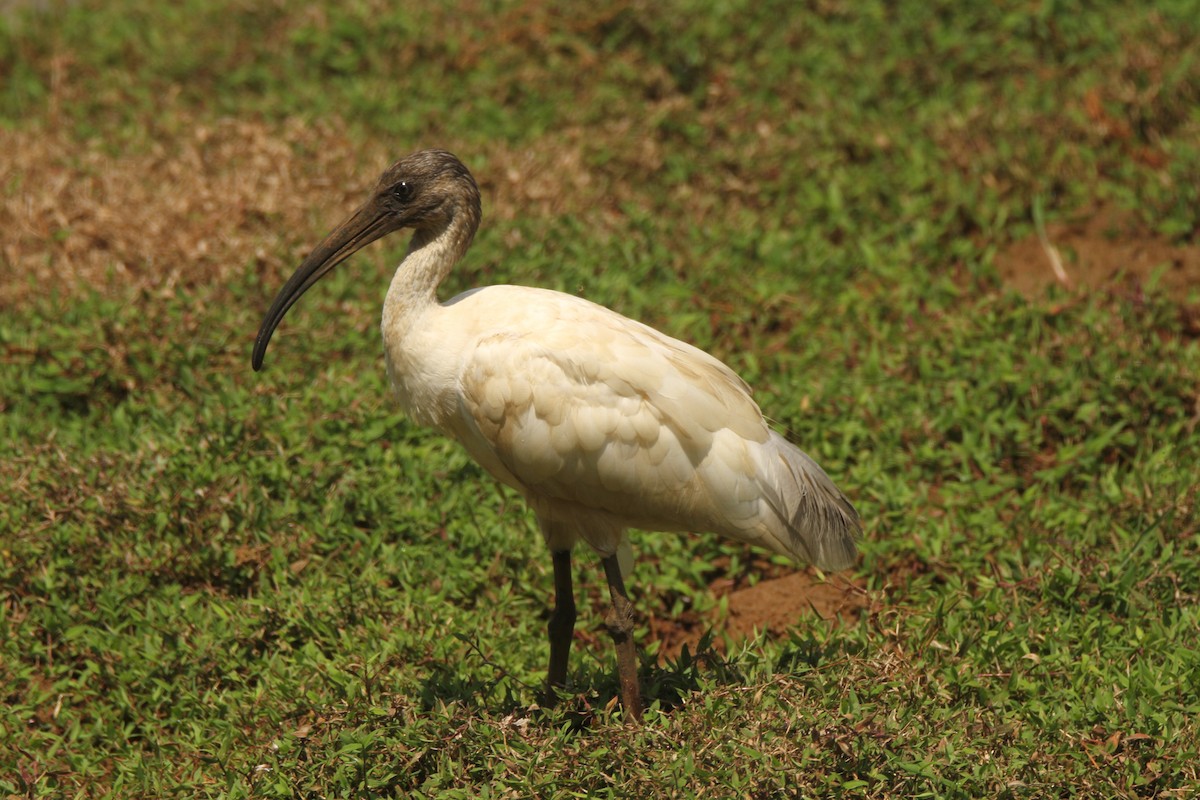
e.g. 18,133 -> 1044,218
252,149 -> 861,720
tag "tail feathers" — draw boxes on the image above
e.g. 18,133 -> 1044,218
758,432 -> 861,571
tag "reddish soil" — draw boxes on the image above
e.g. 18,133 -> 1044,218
650,567 -> 869,662
993,205 -> 1199,301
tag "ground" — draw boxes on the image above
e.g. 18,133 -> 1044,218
655,207 -> 1198,658
3,2 -> 1198,796
995,204 -> 1200,303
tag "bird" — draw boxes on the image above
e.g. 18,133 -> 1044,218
252,149 -> 861,721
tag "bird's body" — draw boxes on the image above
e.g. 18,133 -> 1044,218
384,281 -> 857,571
253,149 -> 861,720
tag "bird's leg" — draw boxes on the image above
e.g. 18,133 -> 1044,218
601,554 -> 643,722
542,549 -> 576,706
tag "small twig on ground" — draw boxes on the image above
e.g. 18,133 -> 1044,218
1033,195 -> 1071,287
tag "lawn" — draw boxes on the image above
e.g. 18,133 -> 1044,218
2,0 -> 1199,797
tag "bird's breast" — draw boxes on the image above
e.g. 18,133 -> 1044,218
378,286 -> 544,430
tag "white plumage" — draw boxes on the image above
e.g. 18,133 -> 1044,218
253,149 -> 861,720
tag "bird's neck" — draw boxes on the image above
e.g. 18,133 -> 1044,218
382,208 -> 476,332
380,207 -> 478,428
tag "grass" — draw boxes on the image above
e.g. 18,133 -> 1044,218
2,0 -> 1199,796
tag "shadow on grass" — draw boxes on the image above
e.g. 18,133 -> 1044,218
413,623 -> 864,732
413,630 -> 754,729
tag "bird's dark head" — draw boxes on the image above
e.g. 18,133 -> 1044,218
373,149 -> 480,234
251,149 -> 480,371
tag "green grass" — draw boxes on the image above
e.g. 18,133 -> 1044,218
3,0 -> 1199,796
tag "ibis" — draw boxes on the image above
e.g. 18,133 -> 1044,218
252,149 -> 861,720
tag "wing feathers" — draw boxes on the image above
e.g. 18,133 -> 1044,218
452,292 -> 859,570
757,432 -> 861,570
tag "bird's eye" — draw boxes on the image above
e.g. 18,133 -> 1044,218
392,181 -> 414,203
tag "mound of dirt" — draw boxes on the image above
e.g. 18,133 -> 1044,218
650,569 -> 868,662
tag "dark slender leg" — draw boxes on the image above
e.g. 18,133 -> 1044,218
543,549 -> 576,705
601,554 -> 643,722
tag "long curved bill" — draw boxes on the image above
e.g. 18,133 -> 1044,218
252,199 -> 397,371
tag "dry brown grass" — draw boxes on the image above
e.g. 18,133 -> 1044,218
0,4 -> 822,312
0,115 -> 666,307
0,116 -> 378,306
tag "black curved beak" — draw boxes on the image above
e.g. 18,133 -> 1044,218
252,199 -> 398,371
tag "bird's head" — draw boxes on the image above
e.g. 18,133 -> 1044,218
251,149 -> 480,371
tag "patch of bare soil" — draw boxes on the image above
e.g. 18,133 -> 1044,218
651,568 -> 868,662
994,205 -> 1199,302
